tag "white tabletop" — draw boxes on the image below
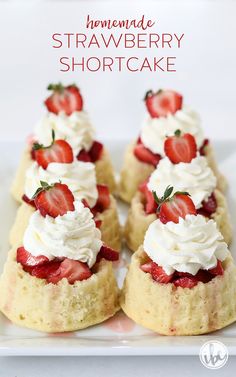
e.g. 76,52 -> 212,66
0,356 -> 235,376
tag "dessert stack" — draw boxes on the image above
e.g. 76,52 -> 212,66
0,85 -> 235,337
0,83 -> 121,332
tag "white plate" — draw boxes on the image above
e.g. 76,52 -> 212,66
0,140 -> 236,356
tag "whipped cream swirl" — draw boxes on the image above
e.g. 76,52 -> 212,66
34,111 -> 95,156
144,214 -> 228,275
147,155 -> 216,209
140,106 -> 205,155
23,201 -> 102,267
24,161 -> 98,208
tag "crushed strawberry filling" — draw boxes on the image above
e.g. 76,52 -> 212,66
17,245 -> 119,285
140,259 -> 224,288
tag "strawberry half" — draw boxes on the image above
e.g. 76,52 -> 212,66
139,180 -> 158,214
154,186 -> 197,224
96,245 -> 119,263
145,89 -> 183,118
164,131 -> 197,164
47,258 -> 92,284
32,131 -> 73,169
134,144 -> 161,167
92,185 -> 110,214
33,182 -> 75,218
45,83 -> 83,115
17,247 -> 49,267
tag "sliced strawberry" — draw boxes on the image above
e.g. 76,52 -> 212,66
173,276 -> 198,288
134,144 -> 161,166
201,193 -> 217,215
31,149 -> 36,160
209,260 -> 224,276
34,182 -> 75,218
95,219 -> 102,228
139,180 -> 158,215
164,131 -> 197,164
33,138 -> 73,170
47,258 -> 92,284
22,194 -> 36,208
17,246 -> 49,267
81,199 -> 90,208
157,189 -> 197,224
97,245 -> 119,263
92,185 -> 110,214
77,149 -> 92,162
176,269 -> 212,284
45,83 -> 83,115
199,139 -> 209,156
140,261 -> 152,273
145,89 -> 183,118
89,141 -> 104,162
30,260 -> 61,280
151,262 -> 173,284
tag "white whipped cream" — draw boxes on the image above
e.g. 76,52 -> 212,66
34,111 -> 95,156
147,155 -> 216,209
140,106 -> 205,155
23,201 -> 102,268
24,161 -> 98,208
143,214 -> 228,275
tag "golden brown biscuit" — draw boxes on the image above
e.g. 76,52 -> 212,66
0,248 -> 120,332
120,247 -> 236,335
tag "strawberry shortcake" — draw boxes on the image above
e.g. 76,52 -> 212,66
121,192 -> 236,335
9,136 -> 121,251
124,132 -> 232,252
0,183 -> 120,332
11,83 -> 116,202
119,89 -> 226,203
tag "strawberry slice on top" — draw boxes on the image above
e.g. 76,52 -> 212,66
145,89 -> 183,118
164,130 -> 197,164
154,185 -> 197,224
32,130 -> 73,169
33,181 -> 75,218
45,83 -> 83,115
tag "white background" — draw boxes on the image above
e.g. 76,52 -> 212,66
0,0 -> 236,143
0,0 -> 236,376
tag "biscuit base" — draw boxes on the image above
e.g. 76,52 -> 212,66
0,248 -> 120,332
119,142 -> 227,204
9,196 -> 121,251
11,147 -> 117,204
120,247 -> 236,335
124,189 -> 232,252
